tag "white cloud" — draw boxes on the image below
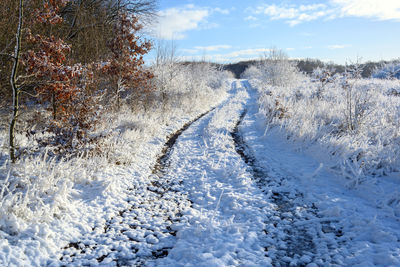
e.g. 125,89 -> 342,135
332,0 -> 400,20
253,3 -> 328,26
245,15 -> 258,21
299,4 -> 326,12
261,5 -> 298,19
214,7 -> 230,15
194,45 -> 232,51
250,0 -> 400,26
155,6 -> 209,40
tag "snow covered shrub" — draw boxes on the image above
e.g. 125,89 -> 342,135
373,62 -> 400,80
150,41 -> 231,117
241,48 -> 304,89
259,48 -> 303,87
253,72 -> 400,180
207,65 -> 235,89
311,67 -> 336,99
151,61 -> 231,117
339,62 -> 367,132
241,65 -> 263,80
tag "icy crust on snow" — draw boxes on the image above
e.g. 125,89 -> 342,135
239,81 -> 400,266
153,81 -> 273,266
0,78 -> 231,266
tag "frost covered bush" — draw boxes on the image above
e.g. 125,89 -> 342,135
151,61 -> 232,116
249,72 -> 400,181
244,49 -> 304,88
373,63 -> 400,80
241,65 -> 263,80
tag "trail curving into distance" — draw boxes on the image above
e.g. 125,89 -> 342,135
60,80 -> 351,266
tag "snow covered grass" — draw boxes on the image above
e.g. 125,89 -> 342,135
250,76 -> 400,182
0,64 -> 232,265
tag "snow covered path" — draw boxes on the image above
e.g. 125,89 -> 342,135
152,80 -> 344,267
153,81 -> 271,266
152,80 -> 400,266
56,80 -> 399,266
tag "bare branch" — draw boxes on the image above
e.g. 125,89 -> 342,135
16,73 -> 36,83
19,89 -> 40,98
0,53 -> 14,59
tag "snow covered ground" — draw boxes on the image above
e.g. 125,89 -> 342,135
239,81 -> 400,266
152,80 -> 400,266
1,79 -> 400,266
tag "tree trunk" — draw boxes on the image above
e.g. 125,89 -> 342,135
52,91 -> 57,120
9,0 -> 23,163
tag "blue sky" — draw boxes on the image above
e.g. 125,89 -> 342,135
149,0 -> 400,64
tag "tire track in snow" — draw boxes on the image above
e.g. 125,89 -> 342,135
59,108 -> 215,266
153,83 -> 272,266
231,81 -> 344,266
152,108 -> 216,177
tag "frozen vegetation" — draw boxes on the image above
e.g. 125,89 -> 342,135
373,62 -> 400,80
1,53 -> 400,266
244,59 -> 400,180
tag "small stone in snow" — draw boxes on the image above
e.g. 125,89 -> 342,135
146,235 -> 159,244
300,255 -> 312,264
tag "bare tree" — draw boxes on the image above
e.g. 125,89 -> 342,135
55,0 -> 157,64
8,0 -> 24,162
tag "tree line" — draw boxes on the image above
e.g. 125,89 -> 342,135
223,58 -> 400,79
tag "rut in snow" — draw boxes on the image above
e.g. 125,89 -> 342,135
152,107 -> 216,177
231,109 -> 319,266
60,108 -> 214,266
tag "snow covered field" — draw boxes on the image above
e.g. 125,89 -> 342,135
1,79 -> 400,266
